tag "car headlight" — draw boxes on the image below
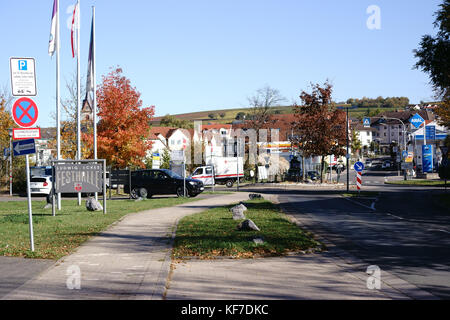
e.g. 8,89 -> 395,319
189,181 -> 196,186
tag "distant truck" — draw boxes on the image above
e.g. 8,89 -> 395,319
191,156 -> 244,188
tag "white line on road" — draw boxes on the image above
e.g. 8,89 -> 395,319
427,229 -> 450,234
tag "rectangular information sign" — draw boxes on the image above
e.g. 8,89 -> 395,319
54,163 -> 103,193
13,128 -> 41,140
10,57 -> 37,96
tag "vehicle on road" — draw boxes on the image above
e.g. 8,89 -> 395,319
191,156 -> 244,188
365,159 -> 373,168
124,169 -> 204,199
30,176 -> 53,196
382,160 -> 392,169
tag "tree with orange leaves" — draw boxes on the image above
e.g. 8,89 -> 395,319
293,82 -> 347,183
83,67 -> 154,169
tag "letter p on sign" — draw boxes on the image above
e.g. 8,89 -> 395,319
18,60 -> 27,71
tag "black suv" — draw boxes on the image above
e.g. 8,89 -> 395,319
124,169 -> 204,199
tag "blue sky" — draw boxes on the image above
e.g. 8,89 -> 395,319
0,0 -> 443,128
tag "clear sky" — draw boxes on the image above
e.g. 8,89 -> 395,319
0,0 -> 443,128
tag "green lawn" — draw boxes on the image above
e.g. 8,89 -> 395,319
173,199 -> 322,259
0,196 -> 199,260
385,179 -> 448,187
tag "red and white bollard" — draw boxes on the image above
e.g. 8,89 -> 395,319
356,171 -> 362,192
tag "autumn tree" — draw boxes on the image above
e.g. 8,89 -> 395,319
83,67 -> 155,169
293,82 -> 347,183
414,0 -> 450,128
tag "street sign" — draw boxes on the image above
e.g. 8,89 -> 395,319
152,153 -> 161,169
409,113 -> 425,129
402,150 -> 408,159
422,145 -> 433,173
10,57 -> 37,96
3,148 -> 10,160
12,128 -> 41,140
354,161 -> 364,172
54,163 -> 104,193
363,117 -> 371,128
171,150 -> 185,161
12,97 -> 39,128
405,151 -> 414,163
425,125 -> 436,140
12,138 -> 36,156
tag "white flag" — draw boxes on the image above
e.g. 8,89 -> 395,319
48,0 -> 57,56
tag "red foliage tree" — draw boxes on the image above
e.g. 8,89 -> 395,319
83,67 -> 154,168
293,82 -> 347,183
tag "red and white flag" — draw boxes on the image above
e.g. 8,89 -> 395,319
71,2 -> 79,58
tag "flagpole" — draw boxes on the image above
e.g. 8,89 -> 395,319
56,0 -> 61,210
93,6 -> 98,201
77,0 -> 82,206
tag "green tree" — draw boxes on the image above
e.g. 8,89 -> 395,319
161,148 -> 171,169
414,0 -> 450,127
351,130 -> 362,158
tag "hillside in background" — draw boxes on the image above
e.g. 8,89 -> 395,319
150,103 -> 418,125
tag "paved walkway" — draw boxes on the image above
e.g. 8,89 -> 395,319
2,192 -> 250,300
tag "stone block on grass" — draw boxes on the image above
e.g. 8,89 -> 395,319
86,197 -> 103,211
231,206 -> 246,220
237,219 -> 260,231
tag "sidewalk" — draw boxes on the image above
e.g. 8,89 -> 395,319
2,192 -> 250,300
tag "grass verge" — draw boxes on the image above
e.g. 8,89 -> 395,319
385,179 -> 448,187
173,199 -> 322,259
0,196 -> 199,260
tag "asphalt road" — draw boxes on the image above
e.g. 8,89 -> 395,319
241,178 -> 450,299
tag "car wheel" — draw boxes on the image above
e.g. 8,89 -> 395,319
176,186 -> 185,198
130,188 -> 140,199
226,180 -> 234,188
139,188 -> 148,199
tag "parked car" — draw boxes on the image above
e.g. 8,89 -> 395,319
307,171 -> 320,181
365,159 -> 373,168
124,169 -> 204,199
30,176 -> 53,196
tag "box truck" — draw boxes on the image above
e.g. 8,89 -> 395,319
191,156 -> 244,188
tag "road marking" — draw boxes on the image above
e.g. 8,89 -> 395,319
341,196 -> 376,211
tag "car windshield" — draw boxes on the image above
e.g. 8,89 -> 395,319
162,169 -> 182,179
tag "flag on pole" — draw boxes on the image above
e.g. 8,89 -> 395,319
48,0 -> 57,56
83,13 -> 95,111
71,2 -> 79,58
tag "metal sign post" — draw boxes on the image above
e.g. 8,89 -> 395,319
25,154 -> 35,252
12,139 -> 36,252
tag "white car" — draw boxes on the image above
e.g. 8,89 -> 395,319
30,176 -> 53,195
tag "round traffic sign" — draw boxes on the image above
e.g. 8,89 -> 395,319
354,161 -> 365,172
12,97 -> 39,128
